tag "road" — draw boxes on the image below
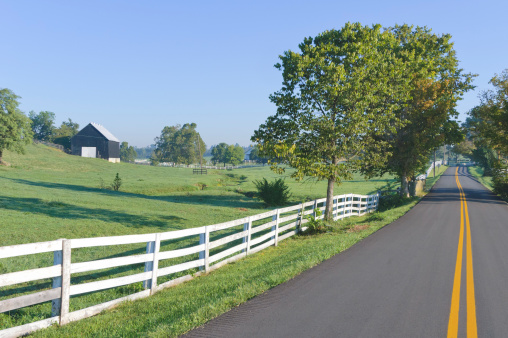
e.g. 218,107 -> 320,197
184,167 -> 508,337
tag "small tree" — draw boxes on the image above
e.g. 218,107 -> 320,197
211,142 -> 229,166
0,88 -> 33,164
52,118 -> 79,151
120,141 -> 137,162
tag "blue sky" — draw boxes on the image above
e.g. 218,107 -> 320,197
1,0 -> 507,147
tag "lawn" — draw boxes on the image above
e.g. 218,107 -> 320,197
0,144 -> 431,334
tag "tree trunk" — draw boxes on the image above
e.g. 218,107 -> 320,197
0,149 -> 3,165
401,173 -> 410,198
324,177 -> 335,221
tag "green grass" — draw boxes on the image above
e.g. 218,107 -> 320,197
468,166 -> 494,191
0,144 -> 435,334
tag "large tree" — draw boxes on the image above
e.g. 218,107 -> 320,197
29,110 -> 55,141
361,25 -> 474,196
211,143 -> 244,166
0,88 -> 33,164
153,123 -> 206,165
211,143 -> 229,166
252,23 -> 411,220
227,144 -> 244,166
469,70 -> 508,156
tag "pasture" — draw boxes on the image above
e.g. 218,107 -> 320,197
0,144 -> 417,334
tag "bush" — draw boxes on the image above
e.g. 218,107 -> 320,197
253,178 -> 291,206
492,167 -> 508,200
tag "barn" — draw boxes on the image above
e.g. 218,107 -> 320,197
71,123 -> 121,163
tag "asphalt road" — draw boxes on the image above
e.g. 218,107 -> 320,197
184,167 -> 508,337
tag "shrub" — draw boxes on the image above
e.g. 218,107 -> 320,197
304,209 -> 325,234
111,173 -> 122,191
253,178 -> 291,206
492,167 -> 508,200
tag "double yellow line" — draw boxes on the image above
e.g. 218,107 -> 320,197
447,167 -> 477,337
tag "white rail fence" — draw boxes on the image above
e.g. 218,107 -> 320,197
0,193 -> 379,337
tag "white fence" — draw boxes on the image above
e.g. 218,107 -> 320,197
0,193 -> 379,337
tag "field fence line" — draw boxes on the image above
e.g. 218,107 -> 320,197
0,192 -> 379,337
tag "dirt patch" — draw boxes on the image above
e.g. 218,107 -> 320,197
347,224 -> 370,233
238,208 -> 248,212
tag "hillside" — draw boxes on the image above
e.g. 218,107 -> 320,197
0,144 -> 397,247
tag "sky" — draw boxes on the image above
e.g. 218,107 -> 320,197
1,0 -> 507,148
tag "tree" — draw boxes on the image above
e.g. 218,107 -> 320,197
252,23 -> 411,220
52,118 -> 79,151
227,144 -> 244,166
120,141 -> 137,162
152,123 -> 206,165
249,145 -> 268,165
361,25 -> 474,196
0,88 -> 33,164
29,111 -> 55,141
469,70 -> 508,156
211,143 -> 229,166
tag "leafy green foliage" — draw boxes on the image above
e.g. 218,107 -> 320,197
120,141 -> 137,162
152,123 -> 206,165
304,208 -> 325,234
252,23 -> 412,219
253,178 -> 291,206
28,110 -> 56,141
211,143 -> 244,166
0,88 -> 33,163
361,25 -> 475,196
52,118 -> 79,151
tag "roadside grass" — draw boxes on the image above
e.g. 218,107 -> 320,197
0,144 -> 445,334
32,200 -> 421,338
0,144 -> 396,330
467,166 -> 494,191
425,165 -> 448,191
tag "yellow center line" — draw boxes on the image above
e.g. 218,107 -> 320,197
448,167 -> 477,338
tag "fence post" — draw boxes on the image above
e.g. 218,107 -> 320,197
150,234 -> 161,295
333,196 -> 338,220
297,202 -> 304,232
51,240 -> 63,318
143,239 -> 156,289
274,209 -> 280,246
271,214 -> 277,241
313,200 -> 318,218
204,226 -> 210,272
59,239 -> 71,325
199,229 -> 205,271
246,217 -> 253,255
242,219 -> 250,254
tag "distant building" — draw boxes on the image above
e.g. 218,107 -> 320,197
71,123 -> 121,163
244,147 -> 253,161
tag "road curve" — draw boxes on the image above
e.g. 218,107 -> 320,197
184,167 -> 508,337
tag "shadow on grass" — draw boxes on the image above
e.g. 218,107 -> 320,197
0,196 -> 186,229
1,177 -> 261,209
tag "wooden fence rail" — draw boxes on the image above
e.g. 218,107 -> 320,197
0,193 -> 379,337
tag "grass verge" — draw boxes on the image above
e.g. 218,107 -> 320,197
31,168 -> 448,337
468,166 -> 494,191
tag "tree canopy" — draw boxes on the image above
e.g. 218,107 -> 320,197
211,143 -> 244,166
0,88 -> 33,164
252,23 -> 412,219
152,123 -> 206,165
52,118 -> 79,151
120,141 -> 137,162
360,25 -> 474,196
29,110 -> 56,141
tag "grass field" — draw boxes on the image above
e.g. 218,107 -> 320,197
468,166 -> 494,191
0,144 -> 441,334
